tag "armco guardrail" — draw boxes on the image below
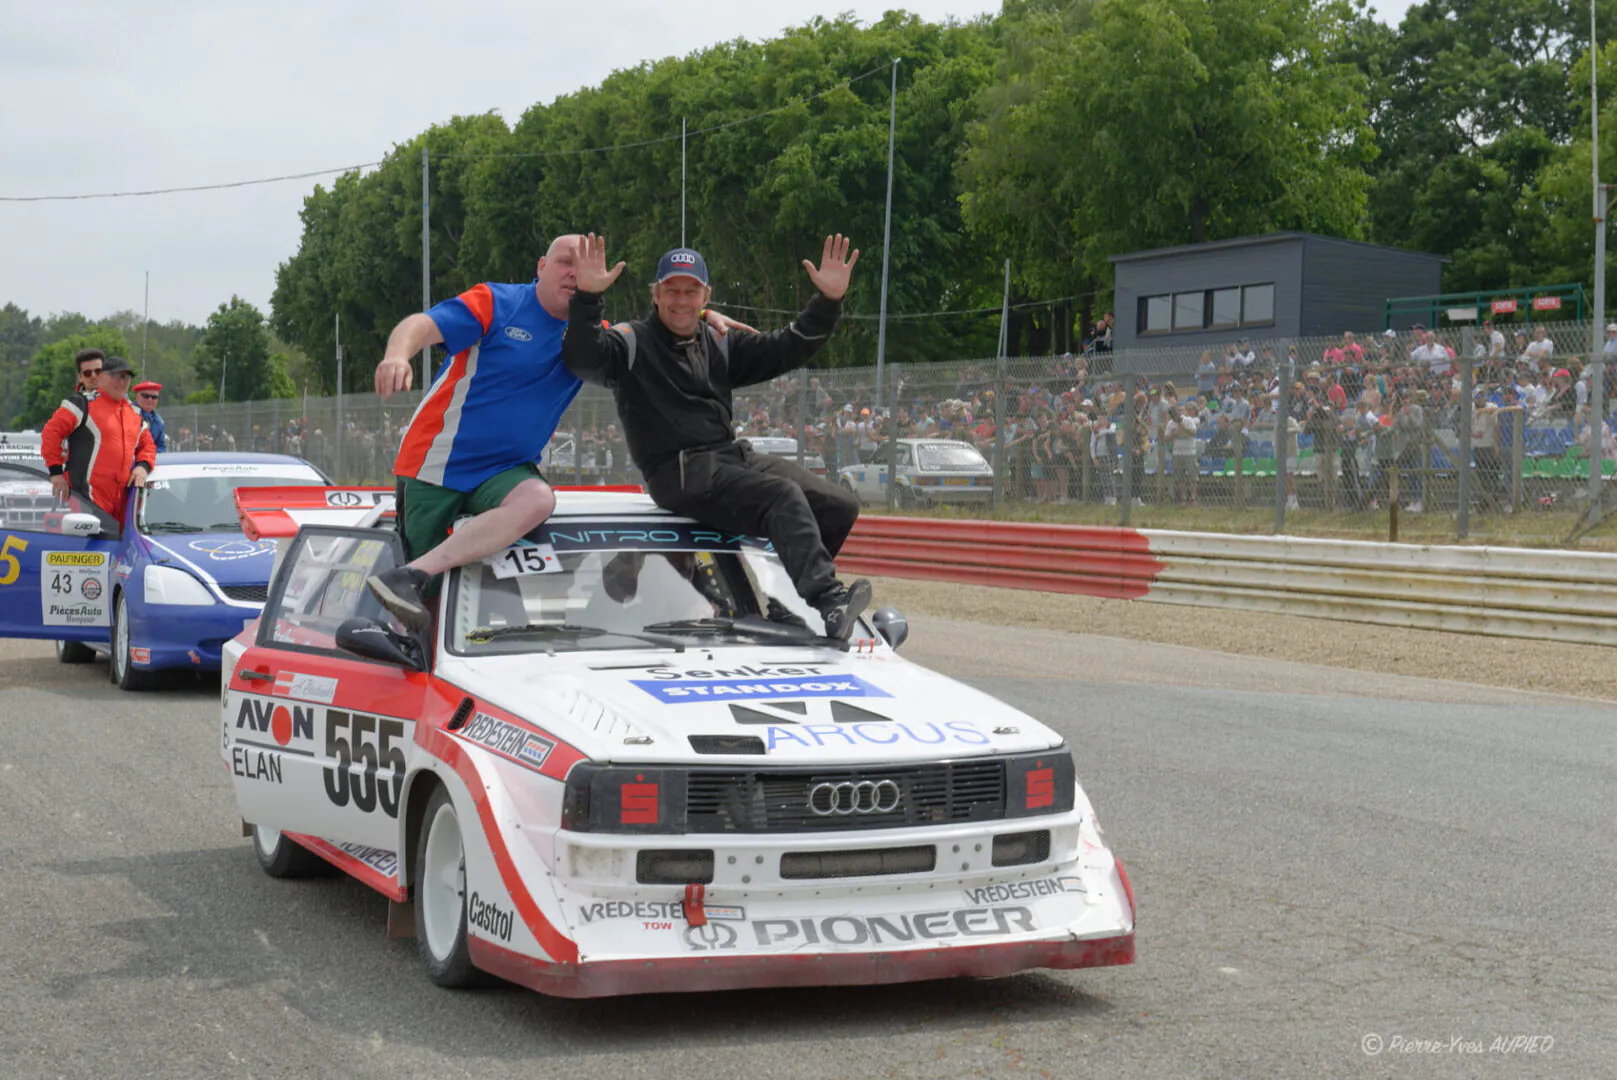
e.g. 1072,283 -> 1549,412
839,517 -> 1617,647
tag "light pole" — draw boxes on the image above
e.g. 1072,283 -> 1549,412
874,57 -> 899,408
1592,0 -> 1607,524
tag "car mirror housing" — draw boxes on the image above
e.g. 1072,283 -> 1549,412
56,512 -> 103,536
871,607 -> 908,650
336,617 -> 425,671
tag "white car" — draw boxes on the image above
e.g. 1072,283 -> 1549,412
222,487 -> 1134,997
739,436 -> 827,477
839,437 -> 995,507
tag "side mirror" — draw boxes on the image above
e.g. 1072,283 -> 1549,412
336,617 -> 425,671
57,512 -> 103,536
871,607 -> 908,650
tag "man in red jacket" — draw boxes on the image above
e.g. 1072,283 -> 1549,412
41,355 -> 157,525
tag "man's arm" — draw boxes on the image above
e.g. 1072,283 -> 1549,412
561,291 -> 630,388
726,234 -> 859,388
131,425 -> 157,487
41,397 -> 81,501
375,313 -> 445,397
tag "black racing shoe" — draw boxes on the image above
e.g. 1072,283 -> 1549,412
366,567 -> 432,634
765,597 -> 809,630
816,578 -> 873,641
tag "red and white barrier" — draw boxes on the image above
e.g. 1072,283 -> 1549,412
840,517 -> 1617,648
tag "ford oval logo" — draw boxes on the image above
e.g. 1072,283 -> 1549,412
505,326 -> 533,341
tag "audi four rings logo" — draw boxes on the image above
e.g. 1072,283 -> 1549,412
670,252 -> 696,265
808,780 -> 902,816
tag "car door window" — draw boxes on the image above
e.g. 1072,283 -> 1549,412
259,527 -> 402,655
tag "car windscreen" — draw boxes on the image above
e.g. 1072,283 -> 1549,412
140,468 -> 327,532
448,519 -> 825,655
916,443 -> 989,470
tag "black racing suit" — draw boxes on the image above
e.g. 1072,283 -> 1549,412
562,291 -> 859,607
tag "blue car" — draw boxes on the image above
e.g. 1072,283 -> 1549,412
0,451 -> 329,689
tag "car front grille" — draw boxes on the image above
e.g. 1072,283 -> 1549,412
686,761 -> 1006,833
220,584 -> 269,603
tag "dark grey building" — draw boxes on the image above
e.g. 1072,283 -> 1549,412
1108,233 -> 1444,353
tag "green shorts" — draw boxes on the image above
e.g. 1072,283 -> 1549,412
396,463 -> 545,563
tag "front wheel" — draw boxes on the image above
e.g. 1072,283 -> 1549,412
56,639 -> 95,664
414,786 -> 481,987
110,592 -> 161,691
252,825 -> 328,878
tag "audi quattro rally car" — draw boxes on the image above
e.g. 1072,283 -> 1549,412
222,486 -> 1134,997
0,451 -> 330,689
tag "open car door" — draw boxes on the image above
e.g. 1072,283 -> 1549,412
0,468 -> 121,645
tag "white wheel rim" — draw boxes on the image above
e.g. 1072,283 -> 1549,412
421,802 -> 466,962
253,825 -> 281,860
114,598 -> 129,679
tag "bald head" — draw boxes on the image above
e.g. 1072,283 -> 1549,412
536,234 -> 584,318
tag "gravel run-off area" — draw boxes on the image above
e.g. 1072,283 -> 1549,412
866,574 -> 1617,704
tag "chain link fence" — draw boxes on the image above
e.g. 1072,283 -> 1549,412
166,318 -> 1616,549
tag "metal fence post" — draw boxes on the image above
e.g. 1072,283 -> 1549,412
992,357 -> 1006,512
1510,416 -> 1524,510
1590,354 -> 1607,524
1274,361 -> 1289,532
797,366 -> 807,471
1120,372 -> 1136,526
1457,330 -> 1474,539
886,363 -> 900,511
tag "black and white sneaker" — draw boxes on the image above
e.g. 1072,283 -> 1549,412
366,567 -> 432,634
817,578 -> 873,641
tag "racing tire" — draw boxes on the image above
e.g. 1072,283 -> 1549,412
414,786 -> 482,988
894,484 -> 915,510
110,593 -> 162,691
252,825 -> 328,878
55,639 -> 96,664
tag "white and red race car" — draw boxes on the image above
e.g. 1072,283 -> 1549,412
221,486 -> 1134,997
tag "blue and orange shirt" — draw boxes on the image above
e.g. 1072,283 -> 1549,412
394,282 -> 582,491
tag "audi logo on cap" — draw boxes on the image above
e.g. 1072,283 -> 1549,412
670,252 -> 697,265
807,779 -> 902,816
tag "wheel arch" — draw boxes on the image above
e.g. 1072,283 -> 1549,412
396,765 -> 447,891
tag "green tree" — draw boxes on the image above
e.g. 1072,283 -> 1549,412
197,297 -> 294,402
1348,0 -> 1606,289
0,303 -> 45,426
960,0 -> 1375,350
13,329 -> 130,427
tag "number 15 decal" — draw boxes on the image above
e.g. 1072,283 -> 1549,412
487,541 -> 560,580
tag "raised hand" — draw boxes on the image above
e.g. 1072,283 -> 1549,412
576,233 -> 627,294
802,234 -> 860,301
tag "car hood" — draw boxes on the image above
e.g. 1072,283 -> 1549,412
436,646 -> 1062,765
143,531 -> 279,587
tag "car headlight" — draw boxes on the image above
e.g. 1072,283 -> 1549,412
144,564 -> 215,605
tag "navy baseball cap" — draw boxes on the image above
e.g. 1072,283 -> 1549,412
656,247 -> 709,286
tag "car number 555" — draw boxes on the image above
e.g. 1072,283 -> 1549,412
324,710 -> 406,817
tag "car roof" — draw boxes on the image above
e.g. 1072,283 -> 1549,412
156,451 -> 316,466
551,489 -> 668,516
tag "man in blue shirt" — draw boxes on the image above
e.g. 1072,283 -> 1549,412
132,381 -> 167,451
367,233 -> 745,631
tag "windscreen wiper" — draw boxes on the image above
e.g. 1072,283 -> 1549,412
465,622 -> 684,652
642,616 -> 845,650
141,520 -> 199,533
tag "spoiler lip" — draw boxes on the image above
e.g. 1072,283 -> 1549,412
233,485 -> 396,541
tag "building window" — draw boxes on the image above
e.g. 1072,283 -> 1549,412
1173,292 -> 1204,331
1139,295 -> 1172,334
1137,283 -> 1275,335
1241,284 -> 1275,326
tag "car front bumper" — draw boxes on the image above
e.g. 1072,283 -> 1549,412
129,600 -> 260,671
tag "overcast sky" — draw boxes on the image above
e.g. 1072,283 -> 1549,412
1,0 -> 1421,329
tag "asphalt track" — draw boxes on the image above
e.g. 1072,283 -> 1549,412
0,621 -> 1612,1080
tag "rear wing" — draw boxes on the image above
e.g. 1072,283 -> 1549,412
234,486 -> 396,542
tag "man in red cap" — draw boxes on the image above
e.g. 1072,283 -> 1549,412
132,380 -> 167,451
41,355 -> 157,525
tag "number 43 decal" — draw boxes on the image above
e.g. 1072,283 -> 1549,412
487,541 -> 561,580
